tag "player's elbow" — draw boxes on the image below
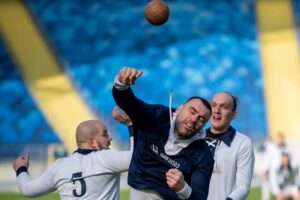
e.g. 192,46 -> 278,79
237,186 -> 250,199
20,190 -> 37,198
19,186 -> 42,198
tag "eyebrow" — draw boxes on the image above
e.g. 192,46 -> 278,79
190,107 -> 208,121
189,107 -> 198,112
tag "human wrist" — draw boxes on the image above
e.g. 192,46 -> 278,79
114,75 -> 129,90
16,166 -> 28,177
176,181 -> 192,199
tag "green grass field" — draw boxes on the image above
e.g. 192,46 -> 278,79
0,187 -> 274,200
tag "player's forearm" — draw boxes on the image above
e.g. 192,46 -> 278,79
99,150 -> 132,172
17,173 -> 48,197
227,169 -> 252,199
112,86 -> 143,123
188,173 -> 211,200
112,86 -> 158,126
226,186 -> 250,200
188,159 -> 214,200
16,166 -> 55,197
17,173 -> 42,197
227,170 -> 252,200
176,181 -> 192,199
228,145 -> 254,200
187,188 -> 207,200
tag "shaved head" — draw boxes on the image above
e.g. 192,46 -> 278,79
76,120 -> 111,150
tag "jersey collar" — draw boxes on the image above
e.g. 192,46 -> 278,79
74,149 -> 98,155
206,126 -> 236,147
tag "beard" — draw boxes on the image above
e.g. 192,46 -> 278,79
175,122 -> 197,140
96,141 -> 110,150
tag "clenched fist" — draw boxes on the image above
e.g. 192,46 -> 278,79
117,67 -> 143,85
166,168 -> 185,192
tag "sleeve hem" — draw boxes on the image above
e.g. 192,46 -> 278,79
176,181 -> 192,199
16,166 -> 28,177
114,75 -> 129,90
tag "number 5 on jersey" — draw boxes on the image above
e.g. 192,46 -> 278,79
72,172 -> 86,197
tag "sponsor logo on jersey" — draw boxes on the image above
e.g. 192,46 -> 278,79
151,144 -> 159,154
151,144 -> 180,168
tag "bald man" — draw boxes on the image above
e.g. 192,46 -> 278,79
13,118 -> 133,200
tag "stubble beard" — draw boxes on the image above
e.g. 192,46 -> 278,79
175,123 -> 196,140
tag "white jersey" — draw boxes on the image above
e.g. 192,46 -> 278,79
17,149 -> 132,200
206,130 -> 255,200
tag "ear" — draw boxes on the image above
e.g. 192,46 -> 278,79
231,111 -> 237,120
175,105 -> 183,114
89,138 -> 96,149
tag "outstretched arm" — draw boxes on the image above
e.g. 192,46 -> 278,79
96,106 -> 134,173
112,105 -> 134,153
116,67 -> 143,87
12,154 -> 56,197
113,67 -> 167,127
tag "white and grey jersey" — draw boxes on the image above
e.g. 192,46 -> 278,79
205,127 -> 255,200
16,148 -> 132,200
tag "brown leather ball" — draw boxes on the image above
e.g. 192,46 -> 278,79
144,0 -> 170,26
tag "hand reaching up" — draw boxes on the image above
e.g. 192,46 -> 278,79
117,67 -> 143,86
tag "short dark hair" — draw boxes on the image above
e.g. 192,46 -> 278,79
185,96 -> 211,114
223,92 -> 239,111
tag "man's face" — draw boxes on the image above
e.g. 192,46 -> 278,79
210,93 -> 236,133
175,99 -> 211,139
92,123 -> 112,150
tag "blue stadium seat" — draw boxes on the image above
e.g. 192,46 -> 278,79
0,39 -> 60,149
24,0 -> 267,143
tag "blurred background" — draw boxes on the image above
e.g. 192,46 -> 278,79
0,0 -> 300,199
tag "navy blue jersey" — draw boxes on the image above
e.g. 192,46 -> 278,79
113,87 -> 214,200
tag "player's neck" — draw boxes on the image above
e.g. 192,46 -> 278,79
210,126 -> 230,135
78,143 -> 95,150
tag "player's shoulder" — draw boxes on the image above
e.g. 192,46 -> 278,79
55,152 -> 92,165
91,149 -> 124,160
54,157 -> 67,164
234,131 -> 253,149
235,131 -> 252,141
47,157 -> 69,173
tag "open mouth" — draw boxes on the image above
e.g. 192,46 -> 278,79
212,116 -> 221,121
184,122 -> 193,132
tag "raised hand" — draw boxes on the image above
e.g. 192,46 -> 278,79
13,153 -> 30,171
117,67 -> 143,85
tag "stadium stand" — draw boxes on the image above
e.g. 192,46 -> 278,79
0,38 -> 60,157
25,0 -> 267,142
